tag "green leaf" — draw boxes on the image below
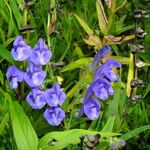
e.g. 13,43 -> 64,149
111,56 -> 150,66
102,116 -> 115,132
82,36 -> 102,47
3,0 -> 19,36
61,57 -> 93,72
38,129 -> 120,150
126,53 -> 134,97
96,0 -> 107,34
0,112 -> 9,135
111,56 -> 130,64
9,0 -> 23,27
0,70 -> 4,85
74,14 -> 95,36
74,14 -> 101,46
9,98 -> 38,150
0,44 -> 16,65
121,125 -> 150,140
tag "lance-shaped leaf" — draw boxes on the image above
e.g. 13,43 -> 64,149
49,0 -> 57,35
126,53 -> 136,97
38,129 -> 120,150
74,14 -> 102,47
121,125 -> 150,140
104,34 -> 135,45
0,44 -> 16,65
96,0 -> 108,34
9,98 -> 38,150
61,57 -> 93,72
82,35 -> 102,47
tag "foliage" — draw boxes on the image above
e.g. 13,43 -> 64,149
0,0 -> 150,150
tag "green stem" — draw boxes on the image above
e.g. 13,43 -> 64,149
47,0 -> 51,48
47,14 -> 51,48
20,6 -> 28,99
104,0 -> 116,35
23,7 -> 28,26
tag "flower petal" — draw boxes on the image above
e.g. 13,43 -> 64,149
83,98 -> 101,120
24,63 -> 46,87
6,66 -> 24,89
11,36 -> 32,61
93,59 -> 121,82
26,88 -> 46,109
93,46 -> 111,68
30,38 -> 52,65
44,107 -> 65,126
44,83 -> 66,106
93,85 -> 109,100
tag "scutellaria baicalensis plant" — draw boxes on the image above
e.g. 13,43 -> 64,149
6,36 -> 66,126
78,46 -> 121,120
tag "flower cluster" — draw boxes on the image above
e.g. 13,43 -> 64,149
6,36 -> 66,126
109,138 -> 126,150
79,46 -> 121,120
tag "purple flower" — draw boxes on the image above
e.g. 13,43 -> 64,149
118,139 -> 126,148
30,38 -> 52,65
44,107 -> 65,126
110,142 -> 117,150
93,59 -> 121,82
11,35 -> 32,61
24,62 -> 46,87
6,66 -> 24,89
93,46 -> 111,68
85,78 -> 114,101
26,88 -> 46,109
83,98 -> 101,120
44,83 -> 66,106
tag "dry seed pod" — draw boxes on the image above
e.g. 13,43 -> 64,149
128,44 -> 145,54
130,79 -> 145,88
132,95 -> 142,101
137,45 -> 145,52
130,44 -> 138,54
19,25 -> 34,34
135,59 -> 145,68
136,27 -> 147,38
130,79 -> 138,88
141,10 -> 150,18
136,79 -> 146,87
82,134 -> 101,150
134,10 -> 142,18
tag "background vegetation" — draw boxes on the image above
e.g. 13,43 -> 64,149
0,0 -> 150,149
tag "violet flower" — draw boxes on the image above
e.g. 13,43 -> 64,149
93,59 -> 121,82
11,35 -> 32,61
93,46 -> 111,68
6,66 -> 24,89
7,35 -> 67,126
24,62 -> 46,87
78,46 -> 121,120
44,107 -> 65,126
85,78 -> 114,101
26,88 -> 46,109
30,38 -> 52,65
118,139 -> 126,148
83,98 -> 101,120
44,83 -> 66,106
92,79 -> 114,100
